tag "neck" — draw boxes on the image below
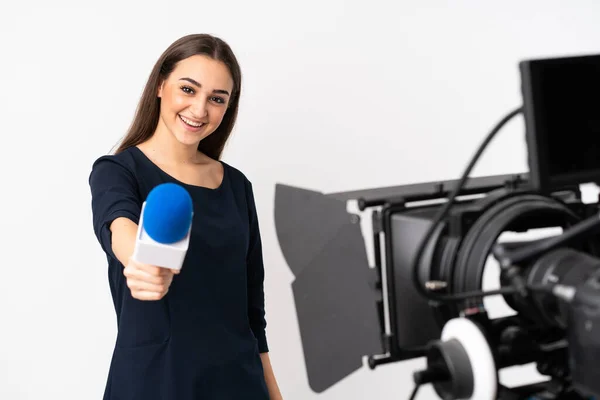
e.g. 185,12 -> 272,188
145,120 -> 199,165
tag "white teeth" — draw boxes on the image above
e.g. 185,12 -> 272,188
180,115 -> 204,127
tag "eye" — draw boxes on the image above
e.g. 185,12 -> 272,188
211,96 -> 225,104
180,85 -> 195,94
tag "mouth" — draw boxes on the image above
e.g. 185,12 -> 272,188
178,114 -> 206,130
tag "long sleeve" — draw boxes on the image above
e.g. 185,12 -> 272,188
244,179 -> 269,353
89,156 -> 142,261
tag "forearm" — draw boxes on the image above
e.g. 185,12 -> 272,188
109,216 -> 138,266
260,352 -> 282,400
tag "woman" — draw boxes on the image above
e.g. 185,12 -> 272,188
89,33 -> 283,400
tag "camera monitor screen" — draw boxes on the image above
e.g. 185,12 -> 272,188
520,54 -> 600,192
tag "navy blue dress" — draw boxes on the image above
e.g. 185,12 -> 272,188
88,146 -> 270,400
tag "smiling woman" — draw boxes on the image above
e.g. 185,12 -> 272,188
156,55 -> 233,148
88,34 -> 283,400
115,34 -> 242,162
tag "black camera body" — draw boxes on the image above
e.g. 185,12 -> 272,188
368,174 -> 600,399
274,54 -> 600,399
373,174 -> 598,358
566,267 -> 600,398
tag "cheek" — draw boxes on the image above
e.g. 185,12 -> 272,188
210,108 -> 228,125
170,93 -> 188,109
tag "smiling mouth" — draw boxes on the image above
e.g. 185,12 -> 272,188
179,114 -> 205,128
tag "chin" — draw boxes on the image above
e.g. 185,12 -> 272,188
173,134 -> 201,147
174,129 -> 214,147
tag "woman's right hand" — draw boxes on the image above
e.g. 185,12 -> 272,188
123,258 -> 180,301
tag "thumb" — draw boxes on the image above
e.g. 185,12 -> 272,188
171,268 -> 181,275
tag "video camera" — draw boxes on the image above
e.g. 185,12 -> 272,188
274,54 -> 600,400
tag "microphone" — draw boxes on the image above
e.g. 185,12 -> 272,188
132,182 -> 194,271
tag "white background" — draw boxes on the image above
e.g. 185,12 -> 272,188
1,1 -> 600,399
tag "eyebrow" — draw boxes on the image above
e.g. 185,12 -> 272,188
179,77 -> 230,96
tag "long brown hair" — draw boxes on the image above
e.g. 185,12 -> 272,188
114,34 -> 242,160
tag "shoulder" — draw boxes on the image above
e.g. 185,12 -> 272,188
91,146 -> 137,171
221,161 -> 259,209
89,146 -> 141,185
221,160 -> 253,189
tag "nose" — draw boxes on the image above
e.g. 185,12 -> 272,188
190,97 -> 208,119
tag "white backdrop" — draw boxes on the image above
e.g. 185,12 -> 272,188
2,1 -> 600,399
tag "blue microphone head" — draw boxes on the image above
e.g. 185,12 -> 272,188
143,183 -> 193,244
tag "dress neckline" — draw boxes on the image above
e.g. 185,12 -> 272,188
131,146 -> 226,192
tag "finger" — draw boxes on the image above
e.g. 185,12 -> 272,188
171,269 -> 181,275
127,278 -> 168,294
124,266 -> 165,285
137,263 -> 166,277
129,259 -> 168,277
131,289 -> 167,301
161,274 -> 174,289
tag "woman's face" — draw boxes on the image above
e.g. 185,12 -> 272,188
157,54 -> 234,147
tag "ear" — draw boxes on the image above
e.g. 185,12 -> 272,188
157,80 -> 164,98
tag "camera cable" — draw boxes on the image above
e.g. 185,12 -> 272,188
411,106 -> 530,303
